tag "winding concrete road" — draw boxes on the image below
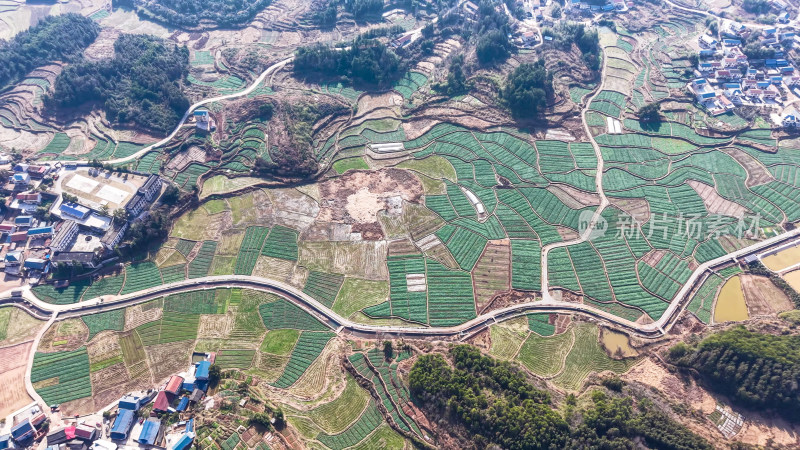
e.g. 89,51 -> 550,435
60,57 -> 293,167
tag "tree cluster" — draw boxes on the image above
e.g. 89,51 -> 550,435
345,0 -> 384,21
543,22 -> 601,71
668,325 -> 800,422
410,346 -> 712,449
433,54 -> 470,96
501,60 -> 553,119
0,14 -> 99,89
47,34 -> 190,134
313,1 -> 338,28
132,0 -> 273,28
293,38 -> 406,88
569,391 -> 712,449
474,1 -> 514,66
124,207 -> 171,253
742,0 -> 770,14
410,345 -> 570,449
638,102 -> 661,122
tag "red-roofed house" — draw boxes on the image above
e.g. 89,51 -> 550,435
10,231 -> 27,243
153,391 -> 170,413
165,375 -> 184,396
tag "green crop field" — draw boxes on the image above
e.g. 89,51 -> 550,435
528,313 -> 555,336
121,262 -> 162,295
517,329 -> 574,377
164,290 -> 225,314
306,373 -> 371,434
259,299 -> 331,331
82,274 -> 124,301
188,241 -> 218,278
262,226 -> 299,261
550,323 -> 638,391
332,278 -> 388,319
234,226 -> 269,275
317,400 -> 385,450
332,157 -> 369,174
82,309 -> 125,339
33,279 -> 91,304
260,328 -> 300,355
215,349 -> 256,369
32,347 -> 92,404
303,271 -> 344,308
271,332 -> 335,388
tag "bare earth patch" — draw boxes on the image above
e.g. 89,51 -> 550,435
688,180 -> 746,218
0,341 -> 34,417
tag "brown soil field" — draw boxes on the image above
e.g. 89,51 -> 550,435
87,331 -> 122,363
197,314 -> 234,339
59,396 -> 96,417
0,307 -> 44,346
610,197 -> 650,224
740,274 -> 794,316
264,188 -> 320,232
316,169 -> 423,233
624,357 -> 716,415
473,240 -> 511,313
722,148 -> 774,187
687,180 -> 746,218
124,303 -> 163,331
39,319 -> 89,352
0,341 -> 34,417
547,185 -> 601,208
146,340 -> 193,383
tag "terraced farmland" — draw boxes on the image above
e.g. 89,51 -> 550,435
32,347 -> 92,405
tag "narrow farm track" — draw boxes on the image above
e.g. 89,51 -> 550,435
539,43 -> 611,302
56,57 -> 293,166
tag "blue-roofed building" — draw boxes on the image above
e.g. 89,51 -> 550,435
195,361 -> 210,380
24,258 -> 47,270
110,409 -> 136,441
176,396 -> 189,412
119,394 -> 149,411
11,419 -> 34,442
170,434 -> 193,450
723,39 -> 741,46
14,216 -> 32,227
136,418 -> 161,446
12,173 -> 30,185
27,227 -> 53,237
186,419 -> 194,433
182,379 -> 195,392
60,203 -> 90,220
0,434 -> 10,450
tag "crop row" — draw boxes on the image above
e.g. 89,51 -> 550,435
261,225 -> 298,261
121,262 -> 162,295
32,347 -> 92,405
234,226 -> 270,275
258,299 -> 330,331
271,332 -> 335,388
302,271 -> 345,308
188,241 -> 217,278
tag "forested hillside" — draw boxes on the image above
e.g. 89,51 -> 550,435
410,346 -> 712,449
47,34 -> 190,134
126,0 -> 272,28
0,14 -> 99,89
669,326 -> 800,422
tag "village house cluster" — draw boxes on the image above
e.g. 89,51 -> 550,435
0,157 -> 163,283
688,20 -> 800,127
0,357 -> 213,450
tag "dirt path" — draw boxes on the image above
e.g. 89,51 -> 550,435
539,41 -> 611,302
